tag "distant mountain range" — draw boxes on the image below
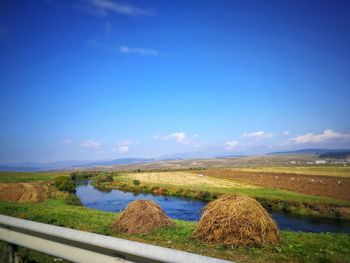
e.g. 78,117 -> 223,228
267,148 -> 350,155
2,148 -> 350,172
0,158 -> 155,172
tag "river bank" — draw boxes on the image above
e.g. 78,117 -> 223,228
0,198 -> 349,262
92,179 -> 350,220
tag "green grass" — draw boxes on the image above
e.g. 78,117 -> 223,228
0,198 -> 349,262
0,172 -> 69,183
229,166 -> 350,177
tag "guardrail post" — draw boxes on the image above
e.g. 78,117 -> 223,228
7,243 -> 19,263
8,243 -> 14,263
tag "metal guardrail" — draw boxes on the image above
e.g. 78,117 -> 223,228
0,214 -> 233,263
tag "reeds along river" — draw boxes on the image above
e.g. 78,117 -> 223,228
76,180 -> 350,233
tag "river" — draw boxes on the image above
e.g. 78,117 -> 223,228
76,180 -> 350,233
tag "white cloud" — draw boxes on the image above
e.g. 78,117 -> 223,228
80,0 -> 155,17
62,139 -> 71,144
81,140 -> 101,149
112,140 -> 134,153
165,132 -> 187,144
283,130 -> 290,136
88,40 -> 160,56
288,129 -> 350,144
225,140 -> 239,150
117,145 -> 129,153
242,131 -> 274,139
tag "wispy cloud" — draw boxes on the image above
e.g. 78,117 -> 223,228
77,0 -> 155,17
119,45 -> 159,56
105,21 -> 113,34
225,140 -> 239,150
62,139 -> 72,144
88,40 -> 160,56
155,132 -> 188,144
283,130 -> 290,136
288,129 -> 350,144
242,131 -> 274,140
81,140 -> 101,149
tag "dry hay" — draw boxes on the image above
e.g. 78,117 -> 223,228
111,200 -> 174,234
0,182 -> 54,203
194,194 -> 279,246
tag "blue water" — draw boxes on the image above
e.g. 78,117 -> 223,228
76,181 -> 350,233
76,181 -> 206,221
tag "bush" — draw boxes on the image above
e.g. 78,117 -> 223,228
133,179 -> 141,186
53,176 -> 76,193
94,175 -> 114,183
65,195 -> 81,206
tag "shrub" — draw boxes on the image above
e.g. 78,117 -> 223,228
65,195 -> 81,206
53,176 -> 76,193
133,179 -> 141,186
94,175 -> 114,183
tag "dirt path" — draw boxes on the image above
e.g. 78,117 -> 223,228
202,170 -> 350,200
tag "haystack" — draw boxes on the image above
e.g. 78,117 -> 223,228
111,200 -> 174,234
194,194 -> 279,246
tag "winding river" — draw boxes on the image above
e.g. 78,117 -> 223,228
76,180 -> 350,233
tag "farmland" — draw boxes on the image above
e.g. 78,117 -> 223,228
123,171 -> 256,189
201,169 -> 350,200
0,168 -> 350,262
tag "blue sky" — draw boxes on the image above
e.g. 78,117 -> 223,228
1,0 -> 350,163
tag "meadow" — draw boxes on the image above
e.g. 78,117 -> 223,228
0,198 -> 349,263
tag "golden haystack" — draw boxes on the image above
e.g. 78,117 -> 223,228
193,194 -> 279,246
111,200 -> 174,234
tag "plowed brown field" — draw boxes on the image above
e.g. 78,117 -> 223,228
202,170 -> 350,200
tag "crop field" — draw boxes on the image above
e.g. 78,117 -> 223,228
202,169 -> 350,200
122,171 -> 256,189
228,166 -> 350,177
113,171 -> 350,208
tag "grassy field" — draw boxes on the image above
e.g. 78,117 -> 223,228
228,166 -> 350,177
0,172 -> 69,183
0,198 -> 349,263
114,171 -> 350,206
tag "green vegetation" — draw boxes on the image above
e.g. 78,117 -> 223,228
0,199 -> 349,262
93,174 -> 114,184
133,179 -> 141,185
53,176 -> 76,193
0,172 -> 68,183
64,194 -> 81,206
229,166 -> 350,177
